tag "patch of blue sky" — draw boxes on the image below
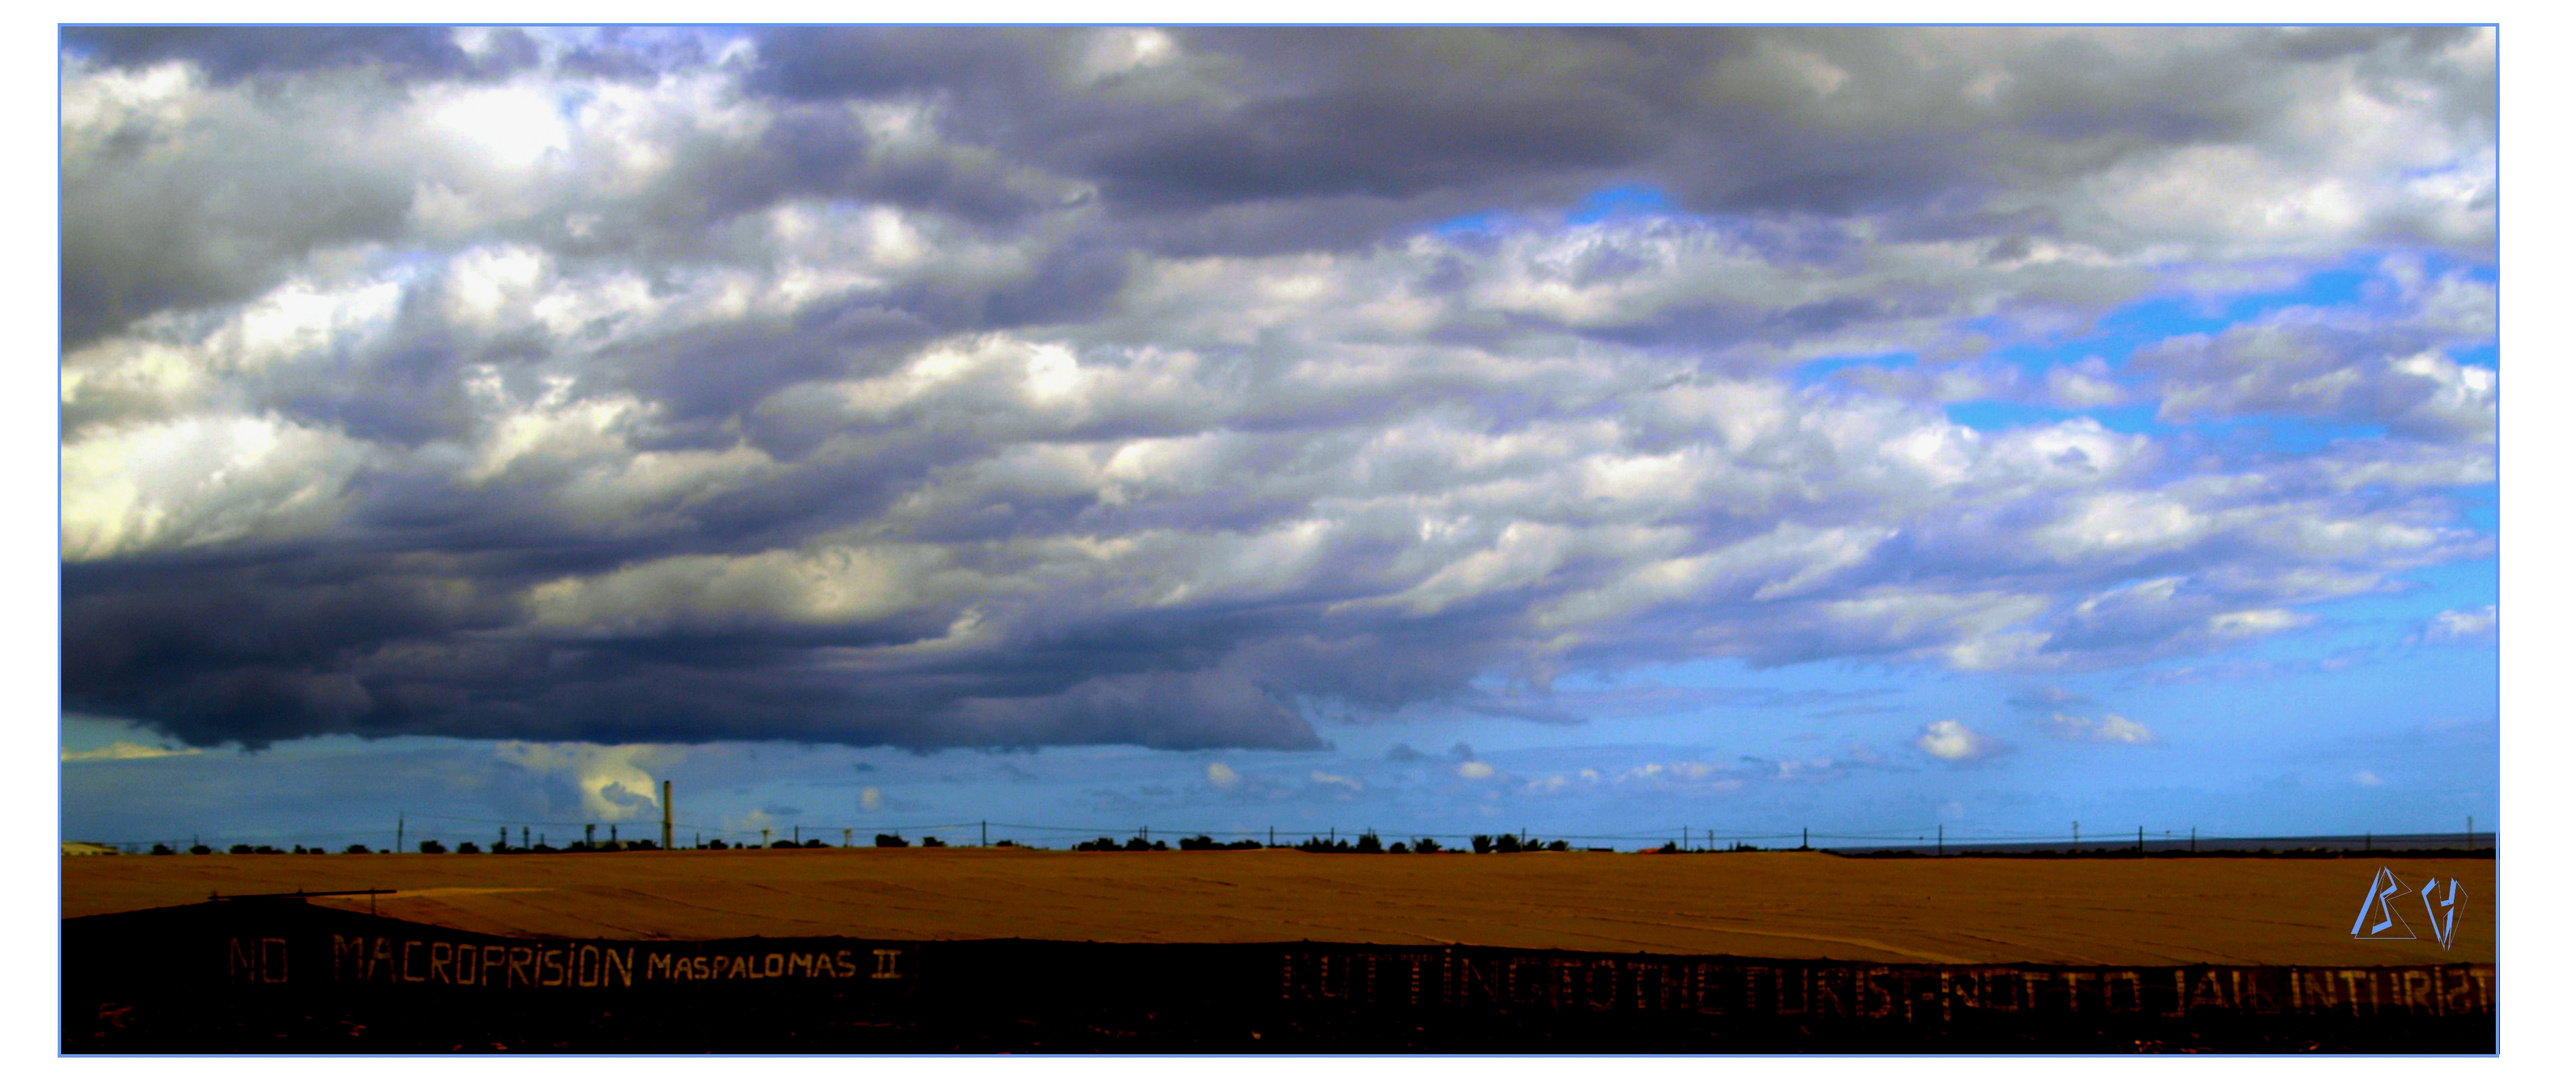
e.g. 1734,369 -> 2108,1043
1951,251 -> 2487,387
1427,208 -> 1514,236
1428,180 -> 1686,237
2449,342 -> 2500,369
1940,400 -> 2162,435
2383,557 -> 2498,612
1566,182 -> 1675,223
2457,486 -> 2497,532
1792,350 -> 1921,384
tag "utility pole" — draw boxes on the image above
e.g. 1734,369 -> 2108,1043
1708,828 -> 1714,851
2138,826 -> 2144,853
2190,828 -> 2196,853
1802,827 -> 1809,850
396,814 -> 404,854
843,828 -> 852,848
762,827 -> 771,849
982,821 -> 988,847
1938,824 -> 1944,857
585,823 -> 596,849
2072,821 -> 2079,852
794,825 -> 801,845
1682,826 -> 1688,851
1269,826 -> 1274,847
661,781 -> 673,853
611,824 -> 618,847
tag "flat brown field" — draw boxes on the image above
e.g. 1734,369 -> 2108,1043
63,848 -> 2492,967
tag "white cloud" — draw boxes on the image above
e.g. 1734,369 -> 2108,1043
2419,605 -> 2497,645
1916,720 -> 1994,761
2352,770 -> 2384,787
1457,760 -> 1496,780
1309,770 -> 1363,792
61,413 -> 374,562
495,742 -> 677,822
2039,712 -> 2158,744
1205,762 -> 1239,788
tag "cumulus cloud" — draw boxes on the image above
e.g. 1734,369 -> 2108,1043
56,27 -> 2496,755
1205,761 -> 1239,788
2416,605 -> 2497,646
1915,720 -> 1997,761
495,741 -> 675,820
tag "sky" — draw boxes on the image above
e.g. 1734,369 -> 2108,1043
54,24 -> 2500,852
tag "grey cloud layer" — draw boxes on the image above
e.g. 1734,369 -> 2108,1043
59,27 -> 2495,751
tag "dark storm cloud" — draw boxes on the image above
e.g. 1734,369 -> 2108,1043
62,25 -> 532,84
58,26 -> 2496,753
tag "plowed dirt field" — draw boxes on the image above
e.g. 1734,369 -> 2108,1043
62,848 -> 2492,967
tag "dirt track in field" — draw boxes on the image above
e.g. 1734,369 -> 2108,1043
62,848 -> 2493,967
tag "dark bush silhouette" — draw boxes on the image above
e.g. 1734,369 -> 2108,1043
1388,841 -> 1409,854
1177,835 -> 1263,850
416,840 -> 446,854
770,839 -> 798,849
456,841 -> 481,854
875,834 -> 910,848
921,837 -> 946,847
1492,833 -> 1525,853
343,844 -> 371,854
626,839 -> 658,851
1470,834 -> 1494,854
150,843 -> 174,855
994,839 -> 1017,847
706,838 -> 728,850
800,838 -> 826,848
302,846 -> 326,855
1355,831 -> 1384,854
1546,839 -> 1570,852
1076,837 -> 1121,851
1414,837 -> 1441,854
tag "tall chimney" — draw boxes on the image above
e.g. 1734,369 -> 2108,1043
661,780 -> 674,852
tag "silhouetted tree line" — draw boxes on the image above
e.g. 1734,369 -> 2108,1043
1075,836 -> 1170,851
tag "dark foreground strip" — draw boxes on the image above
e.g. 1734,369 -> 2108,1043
65,901 -> 2491,1053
